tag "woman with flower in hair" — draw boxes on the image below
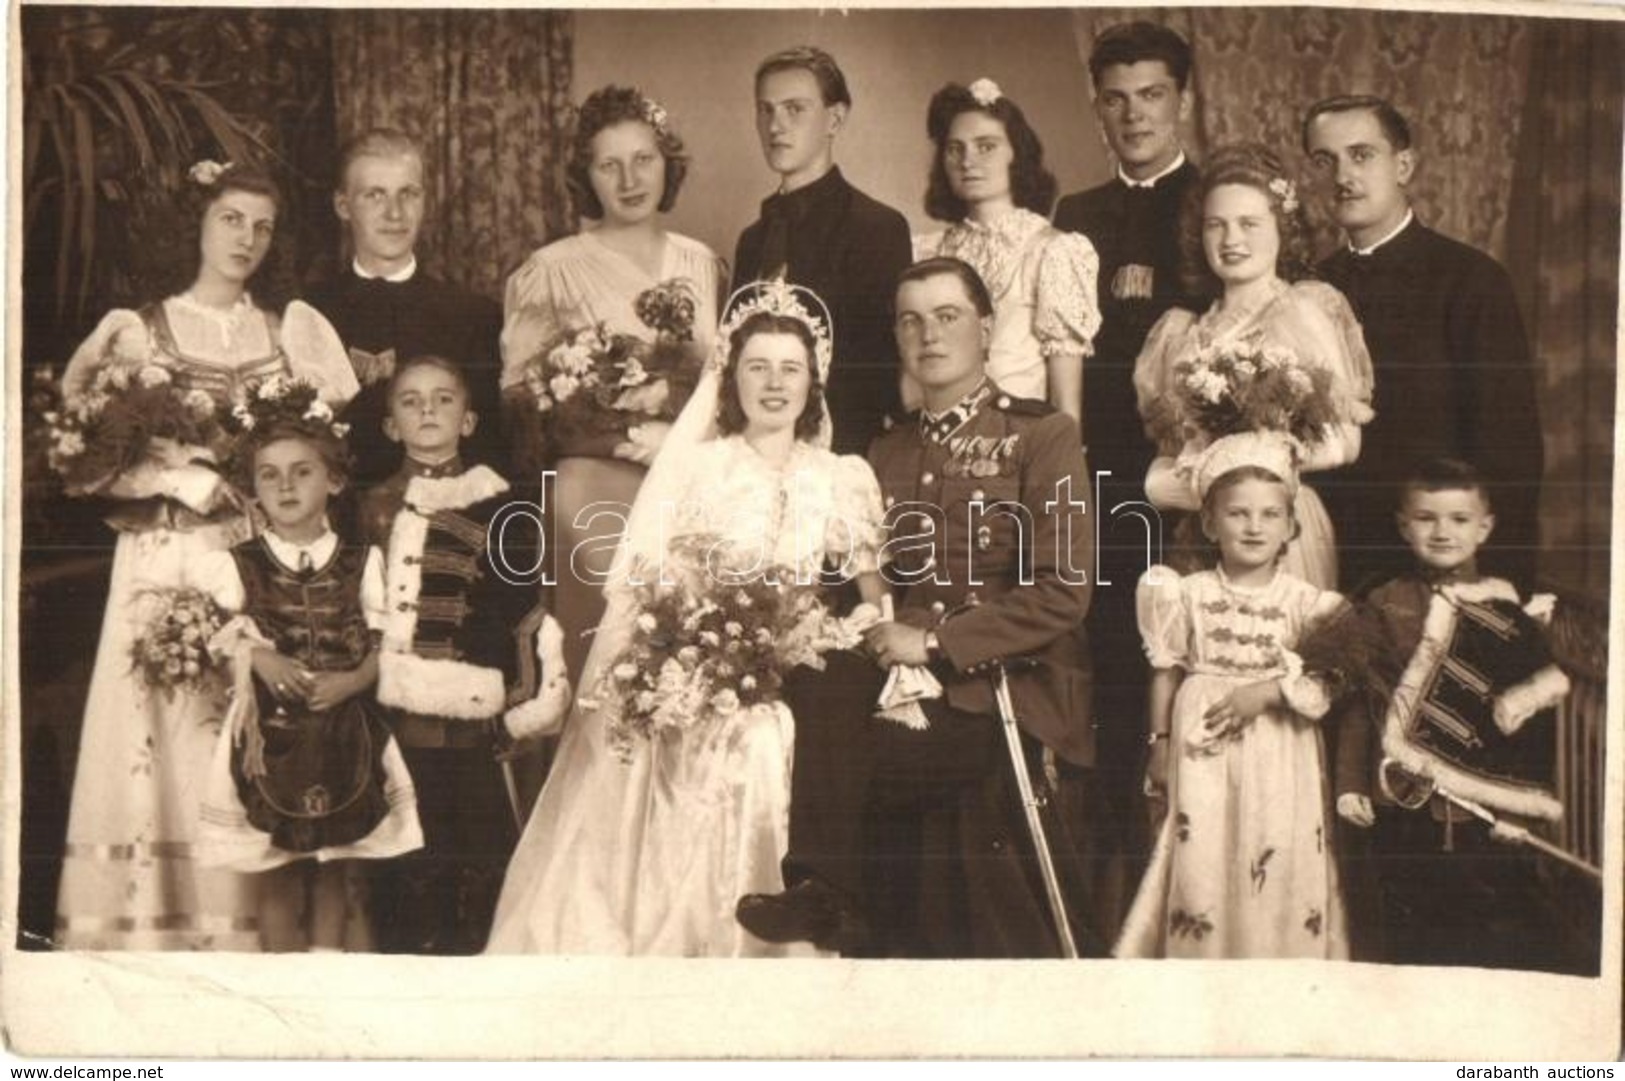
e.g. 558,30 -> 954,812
501,85 -> 726,680
1133,143 -> 1373,589
54,161 -> 358,951
911,78 -> 1100,424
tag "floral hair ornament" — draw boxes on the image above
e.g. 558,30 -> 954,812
968,78 -> 1003,108
230,373 -> 351,441
637,92 -> 672,139
716,279 -> 836,383
1268,177 -> 1299,215
188,160 -> 234,187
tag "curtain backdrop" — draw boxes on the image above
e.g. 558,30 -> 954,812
1506,22 -> 1622,601
1072,8 -> 1530,260
330,10 -> 574,301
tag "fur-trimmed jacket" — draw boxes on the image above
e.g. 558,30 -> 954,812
359,458 -> 568,742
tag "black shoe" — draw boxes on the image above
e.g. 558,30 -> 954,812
736,878 -> 869,954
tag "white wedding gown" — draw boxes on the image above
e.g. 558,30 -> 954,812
486,435 -> 885,955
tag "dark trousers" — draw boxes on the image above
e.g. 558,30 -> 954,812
370,742 -> 518,955
1084,523 -> 1154,944
781,651 -> 1102,958
1354,805 -> 1573,972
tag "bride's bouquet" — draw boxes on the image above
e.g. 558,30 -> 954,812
519,279 -> 703,455
1153,336 -> 1337,448
31,358 -> 226,496
597,533 -> 851,762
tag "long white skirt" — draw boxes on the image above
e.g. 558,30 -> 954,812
487,593 -> 816,957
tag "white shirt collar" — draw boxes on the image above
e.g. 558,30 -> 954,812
1119,151 -> 1187,190
353,255 -> 417,283
263,526 -> 339,572
1350,209 -> 1415,256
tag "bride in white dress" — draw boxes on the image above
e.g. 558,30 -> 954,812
487,282 -> 888,956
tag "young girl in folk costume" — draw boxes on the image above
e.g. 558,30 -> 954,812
911,78 -> 1099,423
54,161 -> 358,950
1117,433 -> 1347,959
1134,144 -> 1372,590
193,382 -> 422,951
489,282 -> 889,957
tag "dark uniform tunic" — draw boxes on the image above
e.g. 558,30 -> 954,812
733,167 -> 912,456
306,267 -> 505,492
1052,160 -> 1206,937
781,382 -> 1105,957
1317,219 -> 1544,594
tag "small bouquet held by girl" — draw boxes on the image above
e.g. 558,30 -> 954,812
129,587 -> 230,700
517,278 -> 704,463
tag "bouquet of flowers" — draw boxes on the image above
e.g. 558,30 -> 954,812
519,279 -> 702,455
597,534 -> 849,762
1155,337 -> 1338,448
31,359 -> 225,496
129,587 -> 229,699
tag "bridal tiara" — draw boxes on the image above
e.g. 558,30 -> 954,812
715,279 -> 835,382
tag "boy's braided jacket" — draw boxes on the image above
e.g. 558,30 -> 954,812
1311,573 -> 1568,823
359,458 -> 568,741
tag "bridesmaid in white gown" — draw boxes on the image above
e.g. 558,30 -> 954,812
499,85 -> 726,681
1133,144 -> 1374,590
488,283 -> 888,956
54,162 -> 358,950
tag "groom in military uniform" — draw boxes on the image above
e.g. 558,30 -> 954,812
738,257 -> 1101,957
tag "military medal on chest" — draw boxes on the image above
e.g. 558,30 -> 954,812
945,433 -> 1019,479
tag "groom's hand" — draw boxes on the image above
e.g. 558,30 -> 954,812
863,623 -> 931,668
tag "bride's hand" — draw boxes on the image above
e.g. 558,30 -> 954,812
614,421 -> 672,466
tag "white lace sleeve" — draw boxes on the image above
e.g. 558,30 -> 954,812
1033,229 -> 1101,359
60,309 -> 151,404
1133,308 -> 1200,453
828,454 -> 888,574
1136,565 -> 1190,669
280,301 -> 361,407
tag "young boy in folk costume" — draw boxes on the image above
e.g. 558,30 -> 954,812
1329,458 -> 1571,971
360,353 -> 569,954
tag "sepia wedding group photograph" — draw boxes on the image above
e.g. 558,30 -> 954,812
4,0 -> 1620,1062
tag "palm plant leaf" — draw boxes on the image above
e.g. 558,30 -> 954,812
96,74 -> 157,174
68,90 -> 97,315
26,58 -> 272,319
